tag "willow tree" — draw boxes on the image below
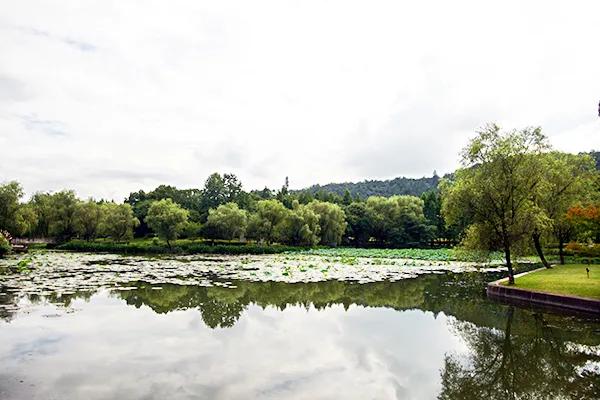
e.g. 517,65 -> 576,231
442,124 -> 548,284
531,152 -> 595,266
306,200 -> 346,246
204,202 -> 248,240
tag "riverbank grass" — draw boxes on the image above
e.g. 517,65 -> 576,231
506,264 -> 600,300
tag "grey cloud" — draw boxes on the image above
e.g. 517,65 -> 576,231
61,37 -> 96,52
20,114 -> 68,136
15,25 -> 96,53
84,169 -> 173,182
0,75 -> 32,102
342,103 -> 484,179
193,142 -> 246,169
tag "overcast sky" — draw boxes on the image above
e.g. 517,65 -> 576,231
1,1 -> 600,200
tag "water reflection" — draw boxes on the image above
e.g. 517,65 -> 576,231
440,307 -> 600,399
0,272 -> 599,400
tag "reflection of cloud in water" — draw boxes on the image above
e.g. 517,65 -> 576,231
0,294 -> 460,400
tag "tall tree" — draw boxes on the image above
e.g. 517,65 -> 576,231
365,195 -> 431,246
48,190 -> 79,242
145,199 -> 189,248
74,200 -> 104,241
278,201 -> 321,246
306,201 -> 347,246
442,124 -> 549,284
204,202 -> 248,240
0,181 -> 24,235
531,152 -> 595,266
100,203 -> 139,242
246,199 -> 287,244
344,202 -> 372,246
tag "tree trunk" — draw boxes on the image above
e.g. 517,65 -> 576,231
167,239 -> 171,250
558,238 -> 565,265
504,241 -> 515,285
532,231 -> 551,268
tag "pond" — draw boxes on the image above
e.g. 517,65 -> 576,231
0,252 -> 599,399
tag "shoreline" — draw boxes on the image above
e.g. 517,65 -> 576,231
487,269 -> 600,314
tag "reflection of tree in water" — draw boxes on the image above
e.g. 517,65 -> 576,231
116,278 -> 430,329
0,287 -> 18,322
439,306 -> 600,400
0,287 -> 95,322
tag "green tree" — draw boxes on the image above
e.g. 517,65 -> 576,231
530,152 -> 596,266
200,173 -> 243,218
278,201 -> 321,246
48,190 -> 79,242
0,181 -> 24,235
204,202 -> 248,240
74,200 -> 103,240
441,124 -> 549,283
365,195 -> 431,246
344,202 -> 372,246
29,192 -> 53,237
14,204 -> 38,237
306,200 -> 346,246
246,199 -> 288,244
145,199 -> 189,248
0,231 -> 10,256
100,203 -> 139,241
342,189 -> 352,205
421,190 -> 445,239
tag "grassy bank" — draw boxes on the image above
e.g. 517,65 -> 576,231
506,264 -> 600,300
57,239 -> 306,255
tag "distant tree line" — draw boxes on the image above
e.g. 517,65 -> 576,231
0,172 -> 448,250
300,174 -> 444,199
1,126 -> 599,272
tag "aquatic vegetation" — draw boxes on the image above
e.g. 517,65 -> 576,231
16,257 -> 33,273
299,247 -> 503,262
0,251 -> 509,297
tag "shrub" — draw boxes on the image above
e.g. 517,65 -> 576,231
0,232 -> 11,256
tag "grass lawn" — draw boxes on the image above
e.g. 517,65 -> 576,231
505,264 -> 600,300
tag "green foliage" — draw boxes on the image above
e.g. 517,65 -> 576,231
343,202 -> 372,246
0,181 -> 24,235
532,152 -> 596,262
200,173 -> 243,218
0,232 -> 10,256
15,257 -> 33,273
442,124 -> 550,282
278,202 -> 320,246
365,195 -> 432,246
306,200 -> 346,246
145,199 -> 189,246
100,203 -> 139,241
204,202 -> 248,240
29,192 -> 53,237
301,173 -> 441,199
13,204 -> 38,237
58,238 -> 303,255
246,199 -> 288,244
74,200 -> 103,240
47,190 -> 79,242
300,247 -> 464,261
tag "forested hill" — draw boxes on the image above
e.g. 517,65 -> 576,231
300,152 -> 600,199
300,174 -> 443,198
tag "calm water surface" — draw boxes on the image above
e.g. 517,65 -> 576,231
0,255 -> 599,399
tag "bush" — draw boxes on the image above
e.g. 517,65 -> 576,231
0,233 -> 11,256
57,239 -> 305,255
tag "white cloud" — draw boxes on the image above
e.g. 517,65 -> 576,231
1,0 -> 599,199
